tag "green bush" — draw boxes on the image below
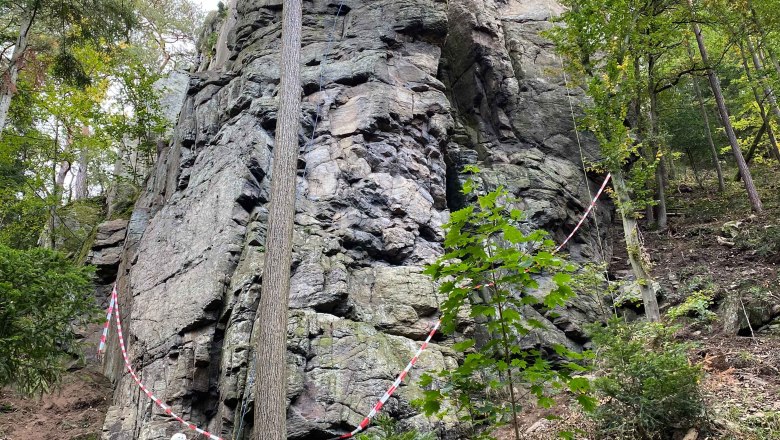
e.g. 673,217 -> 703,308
589,319 -> 706,439
0,245 -> 97,394
355,415 -> 435,440
667,274 -> 717,324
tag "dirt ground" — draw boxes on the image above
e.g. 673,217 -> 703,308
0,316 -> 113,440
0,365 -> 112,440
496,166 -> 780,440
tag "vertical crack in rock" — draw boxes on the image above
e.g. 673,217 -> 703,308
101,1 -> 615,439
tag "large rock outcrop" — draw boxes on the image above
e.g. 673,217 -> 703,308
101,1 -> 612,439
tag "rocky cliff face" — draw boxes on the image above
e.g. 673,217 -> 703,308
101,1 -> 612,439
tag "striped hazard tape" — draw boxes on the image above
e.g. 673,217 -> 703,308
99,286 -> 225,440
99,174 -> 611,440
335,173 -> 612,439
555,173 -> 612,254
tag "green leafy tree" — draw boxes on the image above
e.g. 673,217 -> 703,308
0,0 -> 136,136
416,170 -> 594,440
0,245 -> 97,394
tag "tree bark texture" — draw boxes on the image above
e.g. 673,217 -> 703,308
253,0 -> 302,439
686,42 -> 726,191
648,55 -> 667,229
613,170 -> 661,322
688,2 -> 763,213
739,42 -> 780,162
0,5 -> 38,137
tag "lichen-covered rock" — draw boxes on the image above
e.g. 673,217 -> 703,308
100,1 -> 613,439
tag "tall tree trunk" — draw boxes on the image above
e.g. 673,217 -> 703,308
0,4 -> 39,137
747,0 -> 780,79
73,150 -> 89,200
735,121 -> 767,182
746,37 -> 780,134
739,42 -> 780,162
685,147 -> 703,189
39,124 -> 66,249
72,127 -> 90,200
687,43 -> 725,191
613,170 -> 661,322
634,58 -> 656,225
688,1 -> 763,213
666,154 -> 677,180
253,1 -> 302,439
648,55 -> 667,229
746,36 -> 780,162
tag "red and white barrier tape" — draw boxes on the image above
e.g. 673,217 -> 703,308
97,295 -> 115,355
100,174 -> 611,440
555,173 -> 612,253
338,320 -> 441,439
335,173 -> 612,438
100,286 -> 225,440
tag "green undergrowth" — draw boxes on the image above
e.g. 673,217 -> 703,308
356,415 -> 435,440
588,320 -> 707,439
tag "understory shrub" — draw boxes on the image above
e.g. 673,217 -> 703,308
589,319 -> 706,439
666,274 -> 717,324
356,415 -> 435,440
0,245 -> 97,394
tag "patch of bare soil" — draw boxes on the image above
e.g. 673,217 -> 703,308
0,316 -> 113,440
0,365 -> 112,440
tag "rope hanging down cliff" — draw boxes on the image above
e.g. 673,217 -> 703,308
302,0 -> 346,188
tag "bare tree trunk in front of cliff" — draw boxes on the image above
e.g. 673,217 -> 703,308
254,1 -> 302,439
688,0 -> 763,213
613,170 -> 661,322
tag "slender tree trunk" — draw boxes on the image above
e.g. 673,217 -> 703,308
739,42 -> 780,162
253,1 -> 302,439
666,154 -> 677,180
0,5 -> 39,137
39,123 -> 65,249
613,170 -> 661,322
634,58 -> 656,225
648,56 -> 667,229
687,43 -> 725,191
747,0 -> 780,79
746,38 -> 780,132
73,150 -> 89,199
685,147 -> 704,189
688,1 -> 763,213
72,127 -> 90,200
735,122 -> 767,182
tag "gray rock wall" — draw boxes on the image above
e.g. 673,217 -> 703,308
101,1 -> 612,439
